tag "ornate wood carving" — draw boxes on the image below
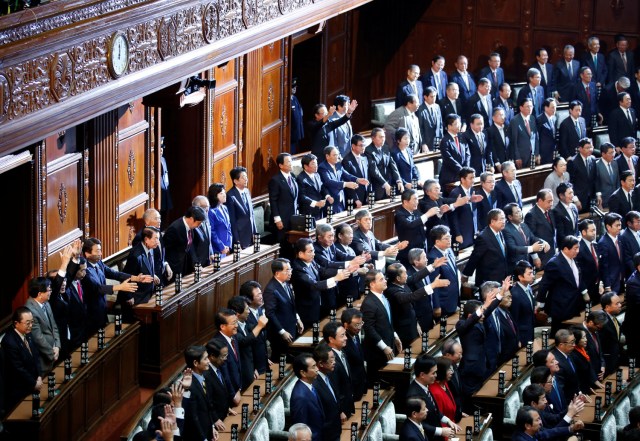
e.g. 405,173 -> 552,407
220,104 -> 228,138
58,183 -> 69,223
127,149 -> 136,186
267,82 -> 274,113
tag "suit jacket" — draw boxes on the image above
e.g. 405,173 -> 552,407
344,333 -> 367,401
553,60 -> 580,102
571,349 -> 597,396
327,112 -> 353,156
193,220 -> 214,266
465,92 -> 493,128
601,313 -> 622,376
486,123 -> 510,165
608,187 -> 634,217
291,257 -> 337,327
551,202 -> 579,247
595,158 -> 620,207
342,151 -> 373,203
24,298 -> 60,376
65,278 -> 88,350
485,307 -> 520,371
439,132 -> 470,187
208,204 -> 233,253
406,380 -> 445,429
623,271 -> 640,359
263,277 -> 298,344
226,186 -> 256,249
462,227 -> 509,286
290,380 -> 325,441
503,221 -> 540,273
268,171 -> 299,239
495,178 -> 522,209
395,206 -> 427,264
405,264 -> 437,332
313,375 -> 342,441
182,375 -> 214,441
463,129 -> 493,176
524,205 -> 556,266
530,62 -> 555,97
616,153 -> 639,179
598,82 -> 622,123
609,106 -> 638,148
493,96 -> 515,126
122,242 -> 163,304
2,329 -> 41,410
598,234 -> 624,293
536,113 -> 557,165
365,143 -> 402,200
311,113 -> 351,159
396,80 -> 424,109
620,228 -> 640,278
361,291 -> 395,374
427,247 -> 459,316
475,188 -> 497,231
551,348 -> 580,403
399,420 -> 427,441
163,217 -> 200,277
384,282 -> 427,346
420,70 -> 448,101
203,366 -> 231,422
448,185 -> 476,248
235,323 -> 256,390
329,347 -> 355,416
478,66 -> 505,99
631,79 -> 640,117
81,260 -> 130,334
510,283 -> 536,346
558,117 -> 587,159
416,103 -> 444,151
574,81 -> 599,127
246,307 -> 269,374
582,52 -> 608,85
419,196 -> 453,237
318,161 -> 358,213
452,71 -> 477,107
567,154 -> 596,212
508,113 -> 539,167
517,84 -> 545,117
212,333 -> 242,395
391,146 -> 420,187
439,97 -> 464,122
575,239 -> 601,300
537,254 -> 585,323
608,50 -> 635,84
384,106 -> 422,153
352,226 -> 390,260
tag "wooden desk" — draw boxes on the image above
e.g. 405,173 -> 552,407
5,323 -> 140,441
133,245 -> 280,387
456,414 -> 494,440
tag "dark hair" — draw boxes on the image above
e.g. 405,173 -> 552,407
271,258 -> 290,274
406,396 -> 426,416
335,222 -> 351,237
442,339 -> 461,356
83,237 -> 101,255
559,235 -> 580,250
295,238 -> 314,255
515,406 -> 537,431
414,354 -> 438,377
293,353 -> 313,379
402,94 -> 419,107
395,128 -> 410,143
445,113 -> 461,127
458,166 -> 475,180
301,154 -> 318,167
214,308 -> 237,330
351,134 -> 366,147
530,366 -> 551,385
364,269 -> 382,289
435,357 -> 453,382
586,310 -> 607,326
555,182 -> 573,198
227,296 -> 248,315
600,142 -> 615,155
618,92 -> 631,103
518,97 -> 533,107
634,252 -> 640,269
184,345 -> 207,369
578,137 -> 593,148
401,189 -> 417,202
386,262 -> 405,283
207,183 -> 225,207
430,225 -> 451,243
503,202 -> 519,218
579,218 -> 594,233
463,300 -> 481,317
28,276 -> 51,298
514,260 -> 533,278
568,100 -> 583,110
12,306 -> 31,325
543,97 -> 557,108
313,341 -> 332,364
276,152 -> 291,166
141,227 -> 159,241
536,188 -> 553,202
334,95 -> 350,108
230,166 -> 247,182
322,321 -> 342,340
604,212 -> 623,228
523,384 -> 546,407
600,291 -> 619,310
532,349 -> 550,367
469,113 -> 483,124
185,205 -> 206,221
205,338 -> 226,358
239,280 -> 261,301
487,208 -> 504,224
621,170 -> 635,184
341,308 -> 363,325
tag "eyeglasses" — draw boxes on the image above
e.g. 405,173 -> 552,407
20,320 -> 33,325
352,321 -> 364,329
562,339 -> 576,345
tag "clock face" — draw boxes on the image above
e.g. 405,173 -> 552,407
108,32 -> 129,79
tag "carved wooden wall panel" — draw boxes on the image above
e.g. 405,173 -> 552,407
213,90 -> 238,155
422,0 -> 462,20
46,129 -> 78,163
117,134 -> 147,205
593,0 -> 636,34
323,15 -> 351,101
477,0 -> 521,24
261,67 -> 283,129
212,146 -> 237,186
471,27 -> 522,73
534,0 -> 581,29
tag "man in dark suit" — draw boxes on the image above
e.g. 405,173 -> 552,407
532,48 -> 555,97
290,353 -> 325,441
609,92 -> 638,148
493,83 -> 515,126
494,161 -> 522,208
2,307 -> 42,411
441,339 -> 464,422
581,311 -> 607,384
478,52 -> 505,100
328,95 -> 355,156
405,248 -> 441,331
263,258 -> 304,360
620,211 -> 640,278
182,345 -> 215,441
575,67 -> 600,127
203,339 -> 234,432
576,219 -> 603,304
567,138 -> 597,213
312,342 -> 343,441
396,64 -> 423,109
341,308 -> 366,401
552,183 -> 580,246
448,167 -> 483,248
417,87 -> 444,152
463,114 -> 493,176
452,55 -> 477,108
439,83 -> 464,122
510,260 -> 537,346
163,206 -> 206,278
310,99 -> 357,159
525,189 -> 556,266
485,288 -> 520,372
342,134 -> 375,206
537,236 -> 590,333
361,269 -> 402,384
517,68 -> 545,117
630,66 -> 640,116
240,280 -> 269,375
475,171 -> 497,231
583,36 -> 608,87
608,34 -> 635,83
509,98 -> 539,169
552,329 -> 581,402
512,407 -> 576,441
352,208 -> 404,260
226,166 -> 257,249
536,98 -> 558,165
625,256 -> 640,360
211,308 -> 243,397
427,226 -> 460,317
323,322 -> 355,419
291,238 -> 346,328
419,55 -> 448,101
487,107 -> 510,169
419,179 -> 464,237
365,128 -> 404,200
384,95 -> 422,153
318,146 -> 364,214
297,153 -> 333,220
601,292 -> 624,376
406,355 -> 460,436
25,277 -> 60,376
191,195 -> 215,267
81,237 -> 141,335
503,203 -> 545,272
595,143 -> 620,208
462,208 -> 509,286
122,227 -> 163,307
558,101 -> 587,159
465,78 -> 493,128
553,45 -> 580,102
598,212 -> 625,294
399,397 -> 430,441
269,152 -> 299,243
439,113 -> 470,187
608,170 -> 635,217
395,189 -> 440,264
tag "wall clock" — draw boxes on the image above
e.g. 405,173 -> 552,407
107,31 -> 130,79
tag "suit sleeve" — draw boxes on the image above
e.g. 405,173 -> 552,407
598,239 -> 616,289
27,310 -> 56,363
361,301 -> 386,352
504,227 -> 529,257
3,336 -> 39,392
263,285 -> 285,333
268,177 -> 283,221
462,234 -> 487,277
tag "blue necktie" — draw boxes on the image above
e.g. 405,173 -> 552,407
324,376 -> 337,402
496,233 -> 506,256
216,368 -> 224,385
381,295 -> 392,323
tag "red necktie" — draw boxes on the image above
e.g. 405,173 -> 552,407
545,211 -> 552,225
231,337 -> 239,360
518,226 -> 527,243
76,281 -> 84,302
187,229 -> 193,248
524,118 -> 531,135
454,136 -> 460,153
591,243 -> 598,270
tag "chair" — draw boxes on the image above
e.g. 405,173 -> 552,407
379,401 -> 406,441
600,413 -> 617,441
517,376 -> 531,400
281,379 -> 296,416
248,417 -> 270,441
503,390 -> 522,425
126,425 -> 142,441
140,411 -> 152,431
265,395 -> 288,438
629,383 -> 640,406
479,427 -> 494,441
367,420 -> 383,441
372,98 -> 396,127
614,396 -> 631,431
555,108 -> 570,129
